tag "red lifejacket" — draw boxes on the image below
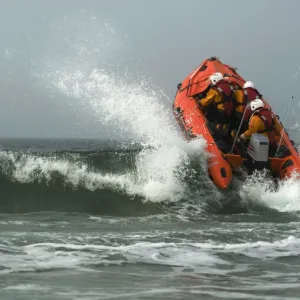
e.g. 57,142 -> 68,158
234,88 -> 262,121
244,87 -> 262,102
212,80 -> 234,117
253,108 -> 276,145
236,88 -> 262,111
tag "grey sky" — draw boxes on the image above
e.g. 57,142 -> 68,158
0,0 -> 299,138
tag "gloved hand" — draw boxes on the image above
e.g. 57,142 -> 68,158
237,134 -> 245,144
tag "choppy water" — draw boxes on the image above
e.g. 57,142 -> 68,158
1,210 -> 300,300
0,139 -> 300,300
1,7 -> 300,300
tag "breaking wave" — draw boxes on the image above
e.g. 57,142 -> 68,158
239,170 -> 300,212
0,146 -> 219,214
1,10 -> 300,215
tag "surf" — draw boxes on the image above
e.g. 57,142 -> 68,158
3,11 -> 298,216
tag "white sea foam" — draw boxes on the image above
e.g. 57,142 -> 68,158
239,170 -> 300,212
1,235 -> 298,275
27,15 -> 210,204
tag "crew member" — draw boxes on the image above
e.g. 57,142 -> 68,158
233,81 -> 262,132
199,72 -> 235,137
238,99 -> 281,156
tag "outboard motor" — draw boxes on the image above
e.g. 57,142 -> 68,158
245,133 -> 269,173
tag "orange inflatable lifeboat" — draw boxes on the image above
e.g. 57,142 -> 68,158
173,56 -> 300,189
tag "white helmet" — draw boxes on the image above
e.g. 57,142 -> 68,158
243,81 -> 255,89
209,72 -> 223,85
250,99 -> 264,111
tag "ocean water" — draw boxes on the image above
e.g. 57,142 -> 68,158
1,138 -> 300,300
1,7 -> 300,300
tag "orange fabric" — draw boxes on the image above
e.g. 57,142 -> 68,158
233,90 -> 244,113
182,57 -> 245,97
274,117 -> 281,134
242,115 -> 266,139
242,114 -> 281,139
199,88 -> 225,111
174,56 -> 300,189
223,154 -> 245,169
